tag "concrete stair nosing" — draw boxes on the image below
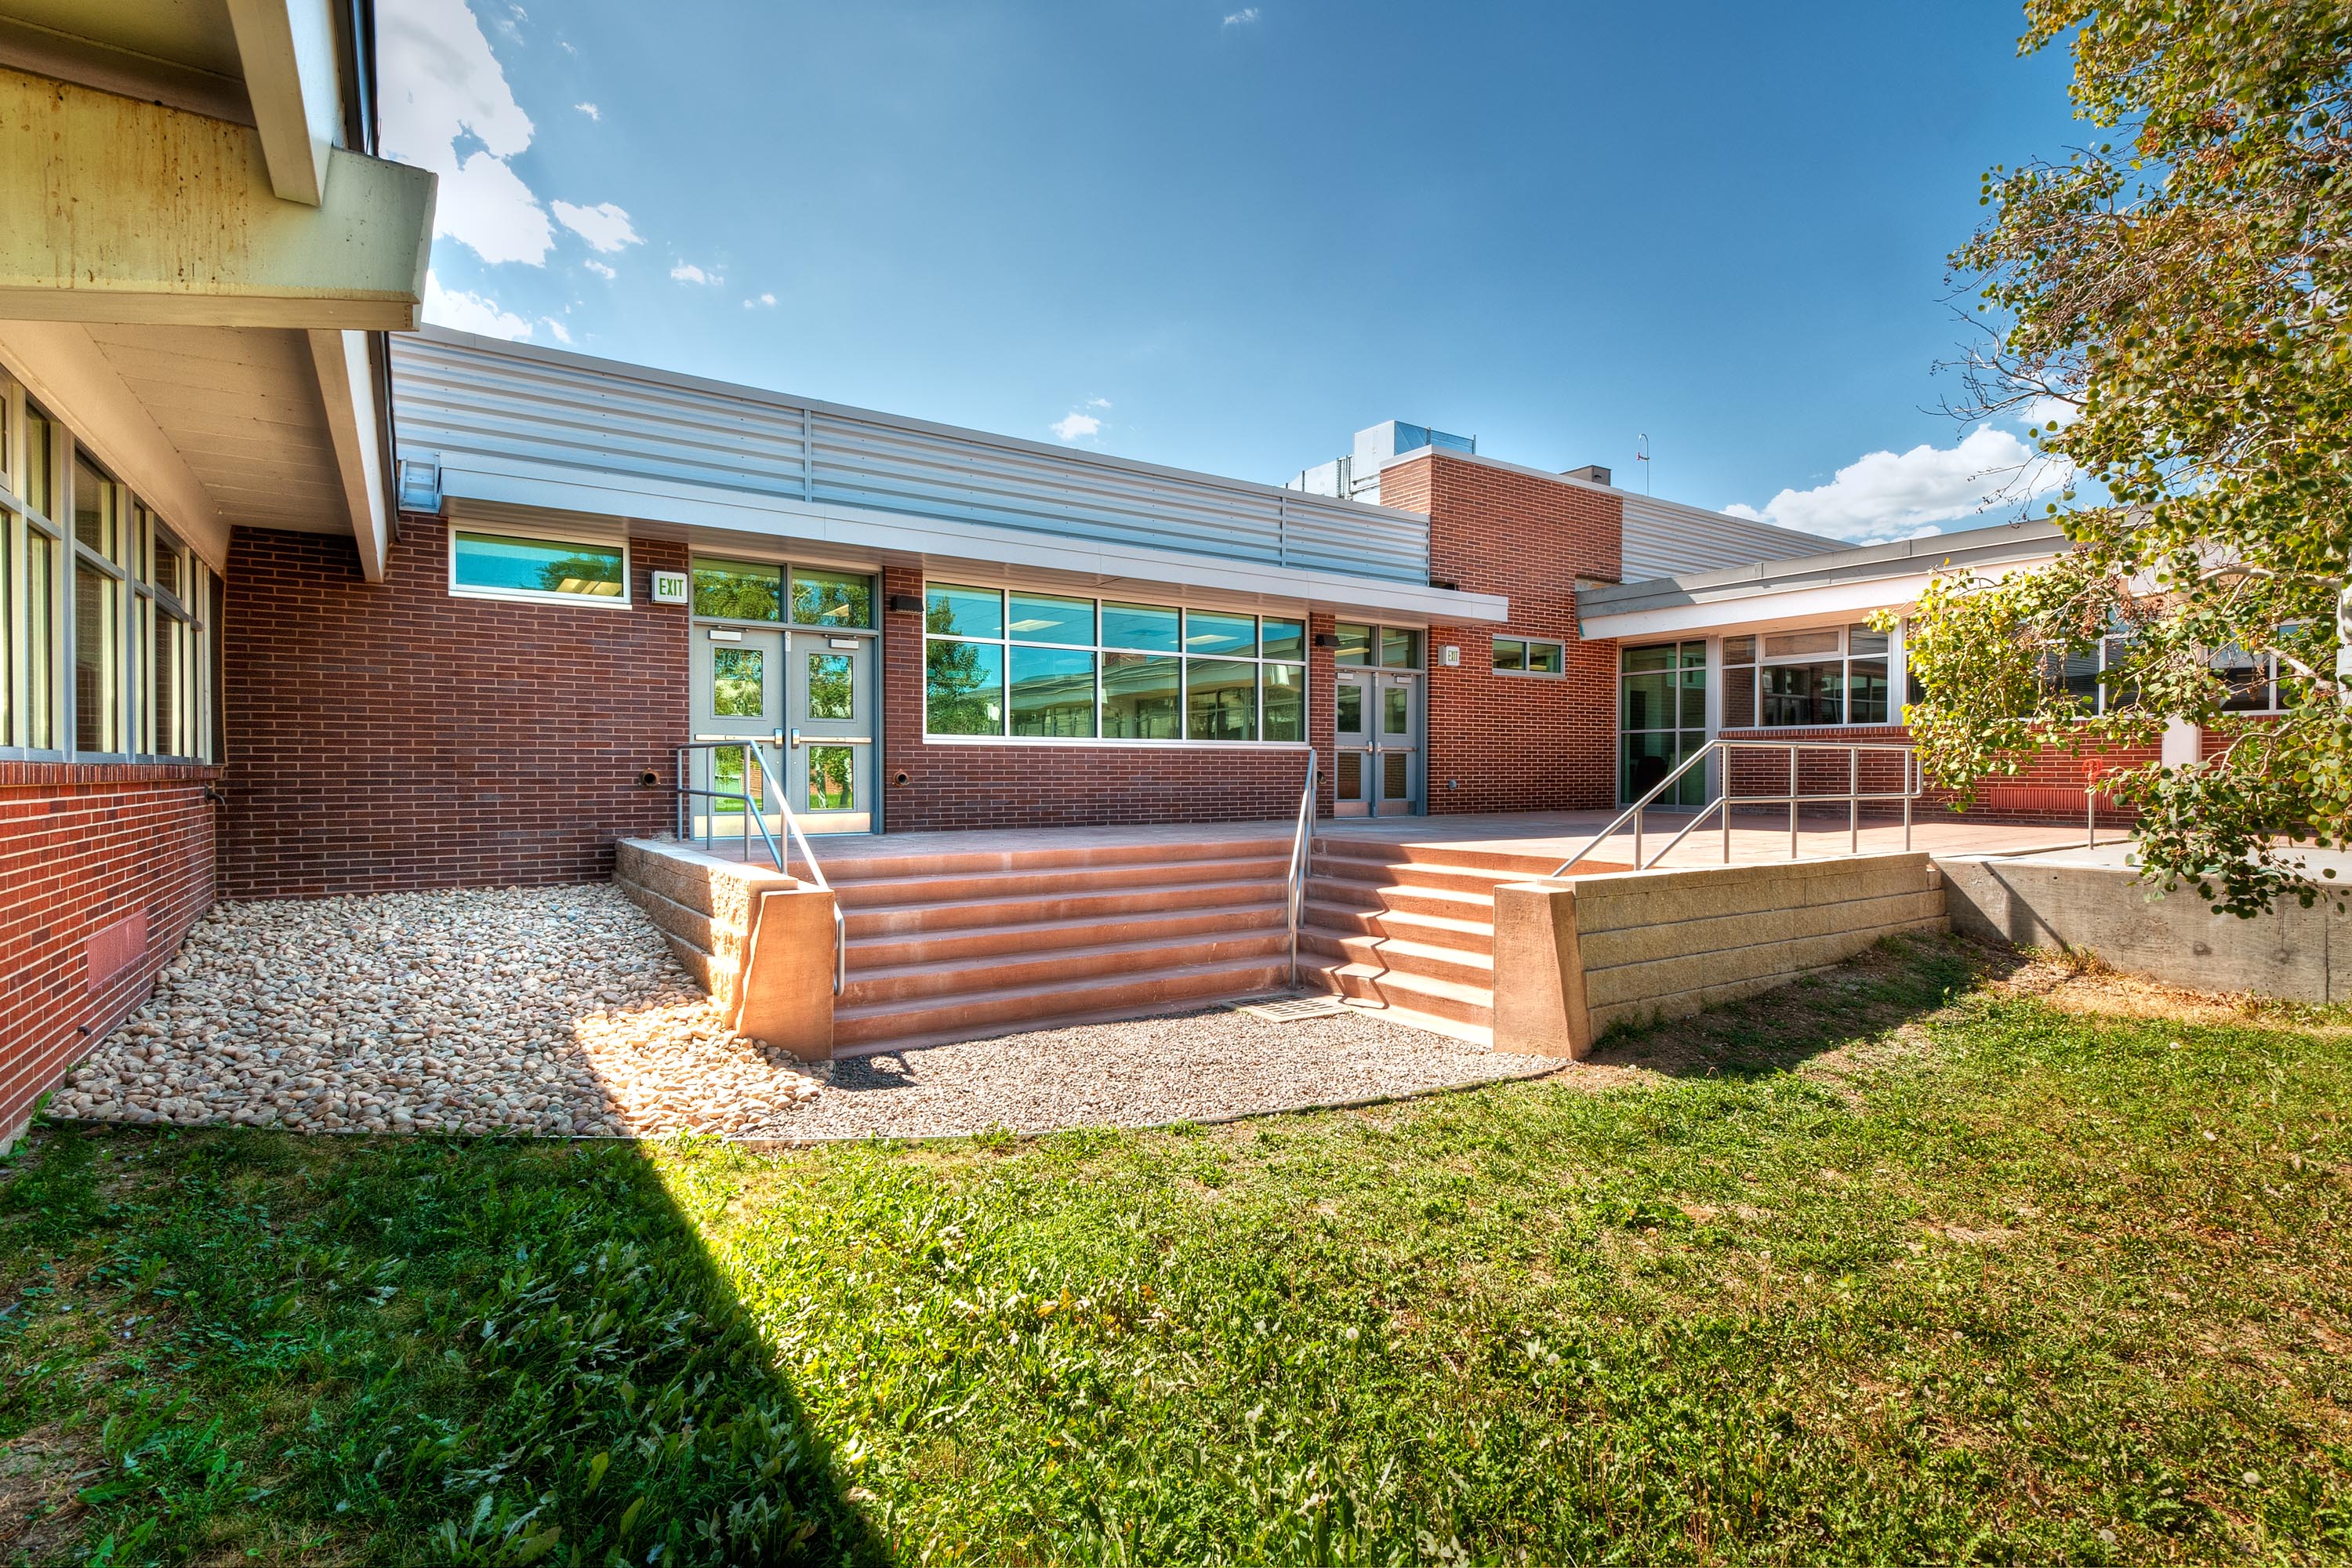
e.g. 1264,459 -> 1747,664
833,956 -> 1293,1045
846,877 -> 1289,936
844,929 -> 1292,1005
815,835 -> 1291,881
1297,898 -> 1495,952
1298,929 -> 1494,985
832,852 -> 1291,909
847,901 -> 1286,968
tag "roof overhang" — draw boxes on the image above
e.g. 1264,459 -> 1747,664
0,67 -> 431,328
1578,519 -> 2069,641
434,471 -> 1511,626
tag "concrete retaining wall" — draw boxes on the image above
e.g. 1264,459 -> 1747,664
1937,851 -> 2350,1002
614,839 -> 834,1060
1494,852 -> 1948,1056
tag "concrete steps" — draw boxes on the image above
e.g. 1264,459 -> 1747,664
1292,835 -> 1617,1044
826,832 -> 1292,1053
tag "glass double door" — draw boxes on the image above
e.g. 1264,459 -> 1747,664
1620,641 -> 1707,806
690,626 -> 874,835
1334,670 -> 1421,816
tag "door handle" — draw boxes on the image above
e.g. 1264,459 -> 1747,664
786,727 -> 802,749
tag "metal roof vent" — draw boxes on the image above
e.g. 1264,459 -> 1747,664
1563,464 -> 1612,486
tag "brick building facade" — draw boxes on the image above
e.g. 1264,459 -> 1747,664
1385,452 -> 1621,816
0,765 -> 218,1137
220,521 -> 691,899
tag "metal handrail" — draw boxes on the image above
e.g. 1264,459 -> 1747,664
1551,739 -> 1922,877
1284,750 -> 1319,987
673,739 -> 846,996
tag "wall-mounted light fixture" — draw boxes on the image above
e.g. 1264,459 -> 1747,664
887,593 -> 924,614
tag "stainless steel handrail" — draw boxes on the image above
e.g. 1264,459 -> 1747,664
674,739 -> 846,996
675,739 -> 789,873
1284,750 -> 1319,987
1551,739 -> 1921,877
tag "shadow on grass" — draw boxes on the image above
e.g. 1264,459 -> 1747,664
0,1127 -> 889,1566
1580,931 -> 2034,1082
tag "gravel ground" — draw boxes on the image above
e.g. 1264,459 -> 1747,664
767,1008 -> 1558,1141
58,886 -> 820,1138
56,886 -> 1554,1142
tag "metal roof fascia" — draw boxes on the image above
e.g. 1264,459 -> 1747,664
1577,519 -> 2071,620
1580,575 -> 1951,641
405,325 -> 1425,528
432,462 -> 1509,625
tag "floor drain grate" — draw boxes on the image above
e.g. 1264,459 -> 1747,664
1232,994 -> 1352,1023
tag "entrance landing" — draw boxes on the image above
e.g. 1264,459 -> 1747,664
696,811 -> 2084,871
678,811 -> 2088,1054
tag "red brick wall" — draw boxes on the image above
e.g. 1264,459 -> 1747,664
219,520 -> 688,898
877,565 -> 1325,831
1,762 -> 217,1139
1725,723 -> 2155,821
1383,453 -> 1621,815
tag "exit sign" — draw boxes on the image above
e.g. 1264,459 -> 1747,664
651,570 -> 690,605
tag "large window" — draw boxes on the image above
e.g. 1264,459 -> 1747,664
1721,625 -> 1890,728
0,369 -> 217,760
689,557 -> 876,627
451,530 -> 626,604
924,583 -> 1308,743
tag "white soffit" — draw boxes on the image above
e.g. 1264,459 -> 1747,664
81,322 -> 347,539
0,319 -> 230,566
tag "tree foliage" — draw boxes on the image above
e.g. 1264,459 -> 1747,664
1903,0 -> 2352,914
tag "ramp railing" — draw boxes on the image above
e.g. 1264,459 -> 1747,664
673,739 -> 846,995
1552,739 -> 1921,878
1283,750 -> 1319,987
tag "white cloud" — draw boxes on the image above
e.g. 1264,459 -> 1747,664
423,274 -> 532,340
542,316 -> 572,343
1085,396 -> 1111,409
1722,426 -> 2067,543
378,0 -> 556,265
670,260 -> 720,285
574,101 -> 600,120
582,259 -> 615,279
550,199 -> 641,253
1223,7 -> 1261,24
2020,394 -> 2080,432
431,149 -> 554,264
741,292 -> 778,309
1051,410 -> 1104,442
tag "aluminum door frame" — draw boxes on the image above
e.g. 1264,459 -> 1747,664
1374,670 -> 1424,816
687,625 -> 786,840
1333,670 -> 1375,818
784,629 -> 876,833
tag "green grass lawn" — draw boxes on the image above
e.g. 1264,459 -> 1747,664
4,934 -> 2350,1566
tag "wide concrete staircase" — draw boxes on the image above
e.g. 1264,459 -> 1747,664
826,830 -> 1296,1052
1295,835 -> 1617,1044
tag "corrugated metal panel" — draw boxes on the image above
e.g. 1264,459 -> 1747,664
1618,492 -> 1839,579
390,332 -> 1432,584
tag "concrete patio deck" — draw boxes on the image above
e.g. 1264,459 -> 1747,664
690,808 -> 2094,871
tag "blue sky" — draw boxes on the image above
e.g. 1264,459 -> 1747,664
378,1 -> 2084,543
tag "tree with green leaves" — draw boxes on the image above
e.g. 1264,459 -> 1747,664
1902,0 -> 2352,915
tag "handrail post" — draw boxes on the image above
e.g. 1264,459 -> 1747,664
1722,744 -> 1733,862
1788,744 -> 1798,860
1285,750 -> 1319,988
1849,746 -> 1859,855
1904,750 -> 1915,851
